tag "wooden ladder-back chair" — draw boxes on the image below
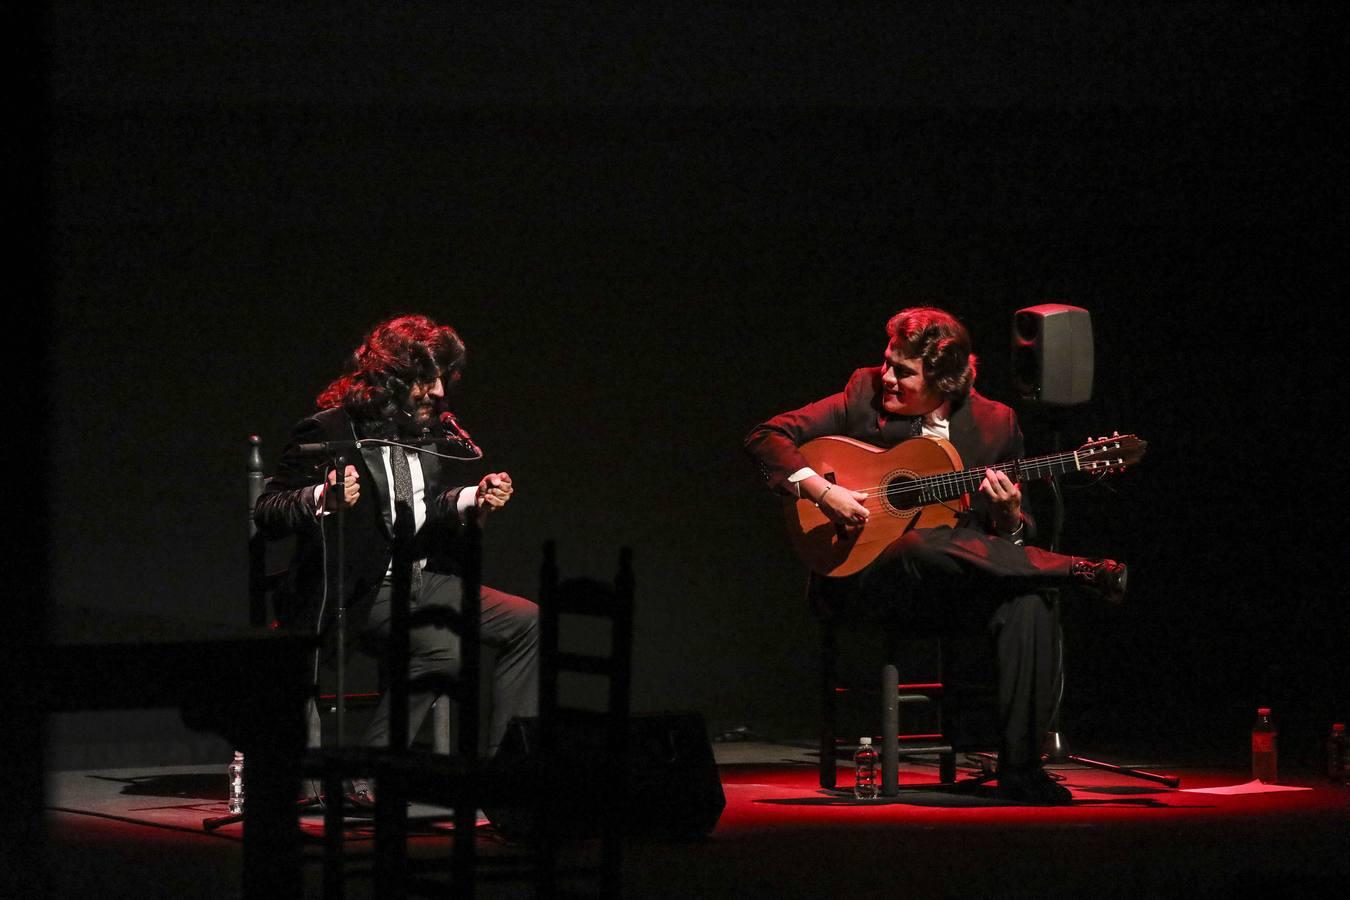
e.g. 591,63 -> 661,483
537,540 -> 635,898
477,541 -> 636,899
361,508 -> 485,899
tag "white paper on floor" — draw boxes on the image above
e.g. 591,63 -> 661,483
1180,779 -> 1313,795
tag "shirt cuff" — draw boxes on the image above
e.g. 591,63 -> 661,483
312,484 -> 330,517
787,467 -> 818,498
998,517 -> 1026,546
456,486 -> 479,521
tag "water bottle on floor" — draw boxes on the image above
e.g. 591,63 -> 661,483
228,751 -> 245,814
1251,708 -> 1277,784
854,737 -> 878,800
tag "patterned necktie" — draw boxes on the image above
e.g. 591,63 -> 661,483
910,415 -> 924,437
388,447 -> 423,597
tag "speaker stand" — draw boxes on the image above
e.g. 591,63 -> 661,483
1040,467 -> 1180,789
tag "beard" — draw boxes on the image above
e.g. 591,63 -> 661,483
370,393 -> 440,440
396,399 -> 438,438
410,401 -> 437,428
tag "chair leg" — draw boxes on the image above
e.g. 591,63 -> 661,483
939,750 -> 957,784
451,796 -> 477,900
321,763 -> 345,900
433,695 -> 451,754
307,697 -> 323,750
881,663 -> 899,796
373,777 -> 408,898
820,620 -> 838,789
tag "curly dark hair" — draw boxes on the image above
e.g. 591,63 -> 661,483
316,314 -> 466,422
885,307 -> 978,399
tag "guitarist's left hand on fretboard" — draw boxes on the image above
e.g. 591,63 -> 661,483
978,466 -> 1024,532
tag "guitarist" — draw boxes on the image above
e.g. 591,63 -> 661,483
745,306 -> 1126,804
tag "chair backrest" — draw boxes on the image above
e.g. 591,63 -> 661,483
531,540 -> 634,895
246,435 -> 282,628
537,540 -> 635,738
388,509 -> 482,758
245,435 -> 316,636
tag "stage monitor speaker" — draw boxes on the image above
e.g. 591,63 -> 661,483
482,711 -> 726,841
1011,304 -> 1094,406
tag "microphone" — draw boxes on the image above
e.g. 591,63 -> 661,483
439,411 -> 483,457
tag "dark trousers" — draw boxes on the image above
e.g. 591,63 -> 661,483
851,525 -> 1071,769
358,570 -> 539,755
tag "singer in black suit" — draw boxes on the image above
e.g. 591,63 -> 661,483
745,307 -> 1126,804
255,315 -> 537,791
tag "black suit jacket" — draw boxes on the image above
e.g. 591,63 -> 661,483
744,366 -> 1030,536
254,407 -> 473,634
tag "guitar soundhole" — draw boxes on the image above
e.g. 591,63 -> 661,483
881,471 -> 921,516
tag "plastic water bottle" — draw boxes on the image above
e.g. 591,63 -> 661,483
1328,723 -> 1347,784
854,737 -> 879,800
228,751 -> 245,814
1251,708 -> 1277,784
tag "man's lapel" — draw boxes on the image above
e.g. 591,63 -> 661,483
946,400 -> 980,465
359,444 -> 394,538
418,449 -> 443,499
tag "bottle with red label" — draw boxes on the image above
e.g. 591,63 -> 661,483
1251,707 -> 1277,784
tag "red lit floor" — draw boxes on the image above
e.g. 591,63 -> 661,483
41,744 -> 1350,899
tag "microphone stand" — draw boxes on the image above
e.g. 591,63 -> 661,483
311,442 -> 353,880
206,442 -> 358,841
333,451 -> 348,748
1034,414 -> 1180,788
289,439 -> 366,758
290,429 -> 481,800
299,433 -> 409,889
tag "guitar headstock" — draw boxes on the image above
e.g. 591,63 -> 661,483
1076,432 -> 1148,473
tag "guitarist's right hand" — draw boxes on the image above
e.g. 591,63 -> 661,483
805,476 -> 870,527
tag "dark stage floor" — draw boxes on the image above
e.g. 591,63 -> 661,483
39,742 -> 1350,899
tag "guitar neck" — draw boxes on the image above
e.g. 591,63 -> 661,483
915,450 -> 1082,503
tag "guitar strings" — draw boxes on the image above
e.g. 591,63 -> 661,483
837,450 -> 1085,501
812,439 -> 1136,512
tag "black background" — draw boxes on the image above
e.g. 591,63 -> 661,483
39,3 -> 1346,767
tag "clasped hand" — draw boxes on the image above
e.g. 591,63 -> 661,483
320,465 -> 361,510
476,472 -> 514,515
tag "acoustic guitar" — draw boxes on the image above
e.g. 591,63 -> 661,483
784,433 -> 1147,577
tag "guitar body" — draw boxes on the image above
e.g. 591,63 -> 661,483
780,430 -> 1145,578
784,435 -> 968,578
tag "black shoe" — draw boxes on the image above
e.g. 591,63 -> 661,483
996,766 -> 1073,805
1071,557 -> 1127,604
